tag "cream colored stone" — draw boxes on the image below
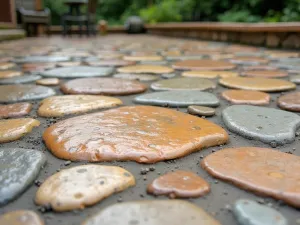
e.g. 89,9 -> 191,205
36,78 -> 60,86
182,70 -> 238,79
118,65 -> 174,74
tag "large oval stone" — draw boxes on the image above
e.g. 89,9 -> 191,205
40,66 -> 113,78
0,75 -> 41,84
277,92 -> 300,112
0,85 -> 55,103
0,70 -> 22,79
35,165 -> 135,211
201,147 -> 300,208
0,148 -> 46,205
117,65 -> 174,74
221,90 -> 270,105
38,95 -> 122,117
172,59 -> 236,70
242,70 -> 288,78
60,78 -> 147,96
134,90 -> 219,107
182,70 -> 238,78
219,77 -> 296,92
43,106 -> 228,163
0,102 -> 32,119
222,105 -> 300,145
82,200 -> 221,225
147,170 -> 210,198
0,210 -> 44,225
151,77 -> 216,91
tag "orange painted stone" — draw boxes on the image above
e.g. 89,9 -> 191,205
278,92 -> 300,112
219,77 -> 296,92
173,59 -> 236,71
0,210 -> 44,225
0,102 -> 32,118
201,147 -> 300,208
182,70 -> 238,79
36,78 -> 60,86
221,90 -> 270,105
230,56 -> 269,65
117,65 -> 174,74
43,106 -> 229,163
0,70 -> 22,79
242,70 -> 288,78
61,78 -> 147,96
147,170 -> 210,198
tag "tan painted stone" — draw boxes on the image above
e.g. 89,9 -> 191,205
182,70 -> 238,79
57,61 -> 82,67
0,62 -> 15,70
230,56 -> 269,65
221,90 -> 270,105
202,147 -> 300,208
188,105 -> 215,116
0,210 -> 44,225
0,70 -> 22,79
117,65 -> 174,74
0,118 -> 40,143
43,106 -> 229,163
219,77 -> 296,92
36,78 -> 60,86
0,103 -> 32,118
38,95 -> 122,117
123,55 -> 163,61
242,70 -> 288,78
173,59 -> 236,71
35,165 -> 135,211
147,170 -> 210,198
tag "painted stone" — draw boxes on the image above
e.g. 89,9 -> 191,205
201,147 -> 300,208
242,70 -> 288,78
267,51 -> 299,59
151,77 -> 216,91
123,55 -> 163,61
147,170 -> 210,198
61,78 -> 147,96
56,61 -> 82,67
0,62 -> 15,70
161,73 -> 176,79
0,75 -> 41,84
0,85 -> 55,103
219,77 -> 296,92
222,105 -> 300,145
38,95 -> 122,117
182,70 -> 238,79
22,63 -> 56,73
43,106 -> 228,163
14,56 -> 70,63
36,78 -> 60,86
0,118 -> 40,143
0,148 -> 46,205
167,55 -> 203,61
0,210 -> 44,225
134,90 -> 219,107
35,165 -> 135,211
117,65 -> 174,74
140,60 -> 168,65
278,92 -> 300,112
233,199 -> 288,225
188,105 -> 215,116
230,57 -> 269,65
172,59 -> 236,70
290,75 -> 300,84
82,200 -> 221,225
113,73 -> 159,81
40,66 -> 113,78
87,60 -> 135,67
221,90 -> 270,105
243,65 -> 278,71
0,103 -> 32,119
0,70 -> 22,79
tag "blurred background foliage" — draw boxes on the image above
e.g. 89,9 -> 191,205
44,0 -> 300,25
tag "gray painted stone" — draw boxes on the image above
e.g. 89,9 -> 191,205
290,75 -> 300,84
233,199 -> 288,225
14,56 -> 70,63
134,90 -> 219,107
0,84 -> 55,103
40,66 -> 113,78
141,61 -> 168,65
0,75 -> 41,84
188,105 -> 215,116
0,148 -> 46,205
151,77 -> 216,91
161,73 -> 176,79
222,105 -> 300,145
113,73 -> 159,81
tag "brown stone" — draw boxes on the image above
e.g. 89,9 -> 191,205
38,95 -> 122,117
36,78 -> 60,86
117,65 -> 174,74
201,147 -> 300,208
277,92 -> 300,112
147,170 -> 210,198
0,210 -> 44,225
0,103 -> 32,119
188,105 -> 215,116
182,70 -> 238,79
242,70 -> 288,78
0,70 -> 22,79
219,77 -> 296,92
21,63 -> 56,72
123,55 -> 163,61
230,56 -> 269,65
61,78 -> 147,96
87,60 -> 136,67
0,62 -> 15,70
35,165 -> 135,211
172,59 -> 236,71
43,106 -> 228,163
222,90 -> 270,105
0,118 -> 40,143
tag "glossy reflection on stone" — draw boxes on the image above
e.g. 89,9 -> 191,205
0,102 -> 32,118
0,210 -> 44,225
43,106 -> 228,163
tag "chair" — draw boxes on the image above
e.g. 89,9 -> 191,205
61,0 -> 98,36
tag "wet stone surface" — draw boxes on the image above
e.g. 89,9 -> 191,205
0,102 -> 32,118
0,210 -> 44,225
0,148 -> 46,206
